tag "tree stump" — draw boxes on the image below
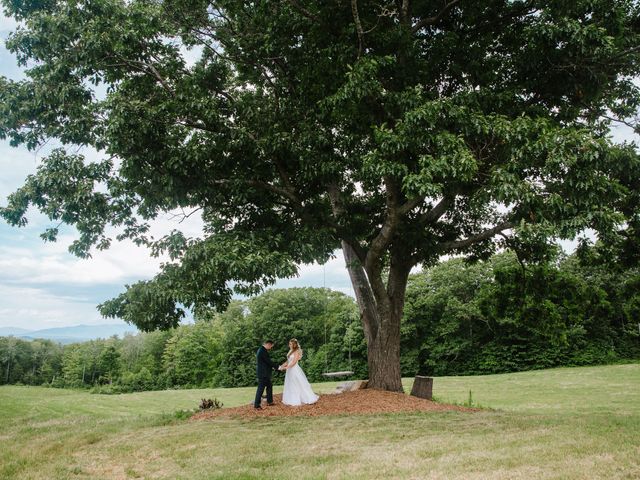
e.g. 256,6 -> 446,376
410,376 -> 433,400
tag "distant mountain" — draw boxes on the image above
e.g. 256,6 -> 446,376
0,326 -> 32,336
1,324 -> 139,344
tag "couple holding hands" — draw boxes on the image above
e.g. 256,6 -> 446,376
254,338 -> 319,409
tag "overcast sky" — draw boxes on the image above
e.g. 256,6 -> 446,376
0,11 -> 636,330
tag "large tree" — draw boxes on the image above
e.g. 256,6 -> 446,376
1,0 -> 639,390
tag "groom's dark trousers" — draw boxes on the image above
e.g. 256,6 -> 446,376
254,376 -> 273,408
254,345 -> 278,408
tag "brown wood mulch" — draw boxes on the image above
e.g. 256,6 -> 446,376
191,389 -> 476,420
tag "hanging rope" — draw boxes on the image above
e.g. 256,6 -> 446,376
323,263 -> 328,373
321,261 -> 355,378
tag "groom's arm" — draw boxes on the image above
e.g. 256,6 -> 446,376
268,355 -> 280,370
258,348 -> 279,370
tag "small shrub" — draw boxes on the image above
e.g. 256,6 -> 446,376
199,398 -> 223,410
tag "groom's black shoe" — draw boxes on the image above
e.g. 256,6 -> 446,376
267,403 -> 275,406
254,406 -> 263,410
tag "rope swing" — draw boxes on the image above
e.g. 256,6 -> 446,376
321,263 -> 355,379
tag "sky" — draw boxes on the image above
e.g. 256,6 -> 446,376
0,10 -> 637,331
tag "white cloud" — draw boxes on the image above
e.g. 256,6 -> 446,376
0,284 -> 107,330
0,239 -> 163,286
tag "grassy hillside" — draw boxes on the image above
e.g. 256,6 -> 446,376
1,364 -> 639,479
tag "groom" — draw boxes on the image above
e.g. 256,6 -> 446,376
254,340 -> 280,409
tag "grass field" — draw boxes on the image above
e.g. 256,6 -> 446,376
1,363 -> 639,479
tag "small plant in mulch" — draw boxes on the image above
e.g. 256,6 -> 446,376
199,398 -> 223,411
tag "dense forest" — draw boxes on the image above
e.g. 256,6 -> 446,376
1,252 -> 638,392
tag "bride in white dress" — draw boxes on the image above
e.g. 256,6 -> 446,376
279,338 -> 319,406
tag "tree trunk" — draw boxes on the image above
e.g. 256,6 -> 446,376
342,241 -> 408,392
366,315 -> 403,391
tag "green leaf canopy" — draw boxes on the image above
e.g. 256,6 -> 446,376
1,0 -> 639,331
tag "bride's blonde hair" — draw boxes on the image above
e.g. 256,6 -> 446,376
287,338 -> 303,357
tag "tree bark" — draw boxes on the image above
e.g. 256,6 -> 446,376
365,313 -> 403,391
341,241 -> 408,392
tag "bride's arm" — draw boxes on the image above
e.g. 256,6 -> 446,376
285,351 -> 301,369
279,356 -> 289,370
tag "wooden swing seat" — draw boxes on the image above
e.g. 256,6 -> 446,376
321,370 -> 354,378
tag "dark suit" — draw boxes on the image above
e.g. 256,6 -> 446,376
254,345 -> 279,408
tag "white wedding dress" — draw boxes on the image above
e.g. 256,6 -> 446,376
282,352 -> 319,406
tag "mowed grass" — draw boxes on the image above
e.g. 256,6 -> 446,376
1,364 -> 639,480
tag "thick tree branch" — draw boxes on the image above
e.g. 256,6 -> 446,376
351,0 -> 365,57
420,196 -> 453,224
397,195 -> 424,216
387,250 -> 412,302
411,0 -> 459,33
342,240 -> 379,341
326,182 -> 367,261
437,221 -> 514,252
272,157 -> 298,200
366,176 -> 402,269
401,0 -> 410,25
366,218 -> 397,271
363,253 -> 391,315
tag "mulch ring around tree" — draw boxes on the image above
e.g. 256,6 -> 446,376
191,389 -> 477,420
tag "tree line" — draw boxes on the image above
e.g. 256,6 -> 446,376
0,288 -> 362,392
1,253 -> 638,392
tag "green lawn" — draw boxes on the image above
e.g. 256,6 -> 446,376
1,363 -> 639,479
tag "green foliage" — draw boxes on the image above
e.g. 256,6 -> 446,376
0,337 -> 62,385
161,321 -> 220,387
117,367 -> 154,392
97,343 -> 120,384
403,252 -> 640,376
5,254 -> 640,392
